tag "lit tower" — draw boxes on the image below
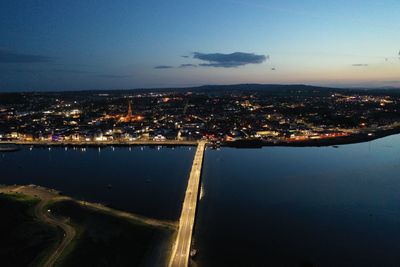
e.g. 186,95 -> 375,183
126,100 -> 133,121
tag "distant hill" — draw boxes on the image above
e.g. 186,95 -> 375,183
1,83 -> 400,95
81,83 -> 400,96
188,83 -> 332,91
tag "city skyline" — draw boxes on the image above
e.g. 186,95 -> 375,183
1,0 -> 400,91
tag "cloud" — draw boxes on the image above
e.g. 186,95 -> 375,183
154,65 -> 174,69
193,52 -> 267,67
352,64 -> 368,67
0,49 -> 51,63
180,64 -> 197,68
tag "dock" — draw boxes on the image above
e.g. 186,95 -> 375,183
169,140 -> 207,267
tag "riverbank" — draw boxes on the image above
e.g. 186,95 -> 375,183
49,199 -> 175,267
0,192 -> 60,267
0,185 -> 72,267
225,127 -> 400,148
0,140 -> 198,147
0,184 -> 176,267
2,127 -> 400,149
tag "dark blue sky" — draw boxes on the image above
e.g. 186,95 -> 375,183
1,0 -> 399,91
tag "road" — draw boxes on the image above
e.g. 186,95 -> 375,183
169,141 -> 206,267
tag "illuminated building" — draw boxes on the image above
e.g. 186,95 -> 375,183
119,101 -> 144,123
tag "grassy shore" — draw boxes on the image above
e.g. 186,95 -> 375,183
0,193 -> 61,267
49,199 -> 174,267
0,185 -> 175,267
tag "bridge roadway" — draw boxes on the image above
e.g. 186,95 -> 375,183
169,140 -> 206,267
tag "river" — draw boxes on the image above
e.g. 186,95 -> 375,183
193,134 -> 400,266
0,145 -> 194,221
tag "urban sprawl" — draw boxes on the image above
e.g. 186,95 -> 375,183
1,85 -> 400,146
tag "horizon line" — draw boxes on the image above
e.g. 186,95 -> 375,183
1,83 -> 400,94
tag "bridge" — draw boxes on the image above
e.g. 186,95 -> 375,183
169,140 -> 207,267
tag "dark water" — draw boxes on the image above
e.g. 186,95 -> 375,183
0,146 -> 194,220
193,135 -> 400,267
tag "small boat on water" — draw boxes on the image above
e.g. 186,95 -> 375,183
0,145 -> 20,152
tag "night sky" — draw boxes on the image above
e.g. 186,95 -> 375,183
1,0 -> 399,91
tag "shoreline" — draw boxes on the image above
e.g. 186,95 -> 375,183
0,184 -> 176,229
0,140 -> 198,147
0,184 -> 75,267
226,127 -> 400,148
0,184 -> 176,267
1,127 -> 400,149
